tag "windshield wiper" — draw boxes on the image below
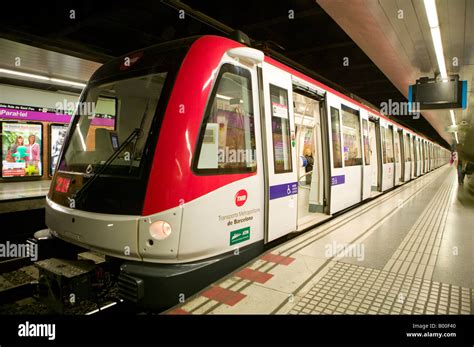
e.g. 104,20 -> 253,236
71,128 -> 141,205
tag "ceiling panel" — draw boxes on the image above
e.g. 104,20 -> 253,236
0,38 -> 101,82
318,0 -> 473,154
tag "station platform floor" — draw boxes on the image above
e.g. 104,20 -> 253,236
166,166 -> 473,315
0,180 -> 50,201
0,180 -> 50,213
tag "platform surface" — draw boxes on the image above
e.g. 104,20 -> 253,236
165,166 -> 473,315
0,180 -> 51,201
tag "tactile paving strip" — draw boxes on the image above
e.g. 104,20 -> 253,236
383,179 -> 454,279
289,262 -> 472,315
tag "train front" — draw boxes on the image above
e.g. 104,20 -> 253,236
45,39 -> 194,309
45,35 -> 260,310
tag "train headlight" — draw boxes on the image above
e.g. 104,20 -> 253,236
149,220 -> 172,240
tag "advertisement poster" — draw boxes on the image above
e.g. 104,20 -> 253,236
50,124 -> 68,176
2,122 -> 43,177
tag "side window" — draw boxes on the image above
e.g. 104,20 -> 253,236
362,119 -> 370,165
194,64 -> 256,174
330,107 -> 342,168
270,84 -> 292,174
341,105 -> 362,166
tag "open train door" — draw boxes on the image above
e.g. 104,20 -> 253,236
361,110 -> 372,199
261,62 -> 298,242
368,115 -> 381,196
292,78 -> 329,230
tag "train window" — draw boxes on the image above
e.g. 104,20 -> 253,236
330,107 -> 342,168
270,84 -> 292,174
61,72 -> 166,176
386,126 -> 394,163
405,134 -> 411,161
362,119 -> 370,165
194,64 -> 256,174
341,105 -> 362,166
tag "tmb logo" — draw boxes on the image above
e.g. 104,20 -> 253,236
235,189 -> 248,207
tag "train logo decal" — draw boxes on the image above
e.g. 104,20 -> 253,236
230,227 -> 250,245
235,189 -> 248,207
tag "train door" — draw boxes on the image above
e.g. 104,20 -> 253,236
430,143 -> 434,170
394,127 -> 402,185
413,137 -> 417,177
369,118 -> 381,195
415,138 -> 421,176
411,135 -> 416,178
423,141 -> 430,172
361,114 -> 372,199
292,88 -> 328,229
398,130 -> 405,182
381,122 -> 394,191
421,140 -> 425,174
404,132 -> 412,181
261,62 -> 297,242
427,142 -> 431,170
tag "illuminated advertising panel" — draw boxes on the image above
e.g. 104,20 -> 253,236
1,122 -> 43,177
50,124 -> 68,176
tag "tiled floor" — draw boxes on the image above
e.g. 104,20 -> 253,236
382,177 -> 454,279
165,167 -> 473,315
287,262 -> 472,315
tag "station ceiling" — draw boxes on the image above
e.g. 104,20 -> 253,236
0,0 -> 458,149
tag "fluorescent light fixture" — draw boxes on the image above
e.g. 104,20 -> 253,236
423,0 -> 448,79
0,68 -> 49,81
216,94 -> 232,100
430,27 -> 447,78
454,131 -> 459,144
424,0 -> 439,28
0,68 -> 86,88
50,78 -> 86,88
449,110 -> 456,126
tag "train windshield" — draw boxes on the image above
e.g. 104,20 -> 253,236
59,72 -> 167,176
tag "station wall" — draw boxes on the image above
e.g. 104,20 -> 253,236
0,84 -> 80,182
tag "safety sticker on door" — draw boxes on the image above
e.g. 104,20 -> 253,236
269,182 -> 298,200
230,227 -> 250,245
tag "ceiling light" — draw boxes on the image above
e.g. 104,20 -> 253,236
423,0 -> 447,79
50,78 -> 86,88
0,68 -> 49,81
424,0 -> 439,28
454,131 -> 459,144
0,68 -> 86,88
449,110 -> 456,126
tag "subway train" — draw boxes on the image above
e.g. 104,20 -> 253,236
45,33 -> 450,309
